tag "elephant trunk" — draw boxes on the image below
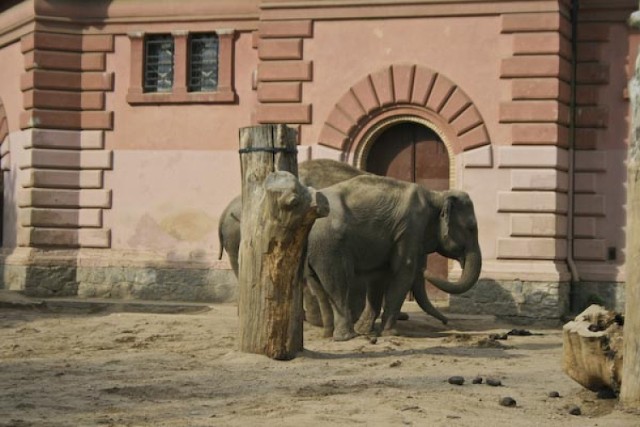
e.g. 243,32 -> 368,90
411,280 -> 448,324
425,248 -> 481,295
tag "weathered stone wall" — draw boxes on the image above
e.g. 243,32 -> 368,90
569,281 -> 625,314
449,279 -> 570,322
1,263 -> 237,302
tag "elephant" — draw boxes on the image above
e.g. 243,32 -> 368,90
217,159 -> 366,278
217,159 -> 445,328
304,174 -> 481,341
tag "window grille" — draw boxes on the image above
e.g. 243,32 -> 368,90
189,34 -> 219,92
144,35 -> 174,92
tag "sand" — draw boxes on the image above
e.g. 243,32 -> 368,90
0,293 -> 639,427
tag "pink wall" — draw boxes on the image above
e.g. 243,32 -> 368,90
106,32 -> 258,151
0,41 -> 25,133
102,32 -> 257,258
303,16 -> 511,152
0,41 -> 26,250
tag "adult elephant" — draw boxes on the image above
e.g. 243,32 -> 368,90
305,174 -> 481,341
217,159 -> 445,327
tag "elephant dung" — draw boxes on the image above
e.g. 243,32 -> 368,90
562,305 -> 624,393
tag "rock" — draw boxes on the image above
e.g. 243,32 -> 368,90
448,376 -> 465,385
562,305 -> 623,393
389,360 -> 402,368
507,329 -> 533,336
548,391 -> 560,398
472,377 -> 483,384
489,333 -> 508,340
486,378 -> 502,387
567,405 -> 581,416
499,397 -> 516,407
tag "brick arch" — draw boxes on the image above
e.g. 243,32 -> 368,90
0,98 -> 9,171
317,64 -> 490,155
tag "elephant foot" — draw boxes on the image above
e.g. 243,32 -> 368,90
322,326 -> 334,338
397,311 -> 410,321
333,328 -> 358,341
354,316 -> 375,335
304,309 -> 324,327
380,327 -> 399,337
354,323 -> 372,335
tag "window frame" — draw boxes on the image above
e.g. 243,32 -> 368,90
188,33 -> 219,93
143,34 -> 175,93
127,29 -> 235,105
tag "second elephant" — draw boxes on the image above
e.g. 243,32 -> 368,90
305,174 -> 482,341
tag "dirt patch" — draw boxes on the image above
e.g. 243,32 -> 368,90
0,298 -> 638,427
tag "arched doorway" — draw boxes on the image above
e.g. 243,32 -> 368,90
365,121 -> 450,303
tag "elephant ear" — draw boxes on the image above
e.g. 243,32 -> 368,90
440,195 -> 454,238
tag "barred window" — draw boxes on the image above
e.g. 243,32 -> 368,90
189,34 -> 219,92
144,34 -> 174,93
128,30 -> 235,104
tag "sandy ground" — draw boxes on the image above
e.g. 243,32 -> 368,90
0,292 -> 639,427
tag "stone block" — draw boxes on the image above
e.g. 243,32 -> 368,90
500,101 -> 570,124
449,279 -> 570,321
511,169 -> 568,191
258,38 -> 303,60
259,20 -> 313,38
463,144 -> 492,168
497,145 -> 569,170
21,169 -> 103,189
510,213 -> 567,237
26,129 -> 104,150
257,61 -> 312,82
498,191 -> 568,213
497,237 -> 567,260
257,82 -> 302,103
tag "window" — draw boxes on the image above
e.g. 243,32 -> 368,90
189,34 -> 218,92
144,35 -> 174,93
127,30 -> 235,104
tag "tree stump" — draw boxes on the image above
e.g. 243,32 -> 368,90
622,29 -> 640,408
562,305 -> 624,393
237,124 -> 328,360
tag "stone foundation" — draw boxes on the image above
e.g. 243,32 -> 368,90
569,281 -> 625,314
449,279 -> 571,323
0,250 -> 625,318
2,263 -> 237,302
0,249 -> 238,303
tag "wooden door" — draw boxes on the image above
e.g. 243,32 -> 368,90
366,122 -> 449,302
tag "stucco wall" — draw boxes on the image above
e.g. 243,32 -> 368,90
103,32 -> 258,261
0,41 -> 24,132
303,16 -> 510,150
0,41 -> 27,250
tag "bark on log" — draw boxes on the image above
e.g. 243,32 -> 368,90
237,124 -> 328,360
562,305 -> 624,393
621,39 -> 640,408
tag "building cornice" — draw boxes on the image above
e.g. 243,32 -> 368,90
260,0 -> 569,21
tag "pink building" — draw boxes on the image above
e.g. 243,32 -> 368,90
0,0 -> 637,321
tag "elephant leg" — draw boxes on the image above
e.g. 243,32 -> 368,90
379,266 -> 419,336
355,278 -> 383,335
312,265 -> 357,341
306,274 -> 334,338
302,282 -> 323,327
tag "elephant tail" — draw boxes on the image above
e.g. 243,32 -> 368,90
217,225 -> 225,260
412,281 -> 448,325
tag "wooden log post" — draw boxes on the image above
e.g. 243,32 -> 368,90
621,19 -> 640,408
237,124 -> 328,360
